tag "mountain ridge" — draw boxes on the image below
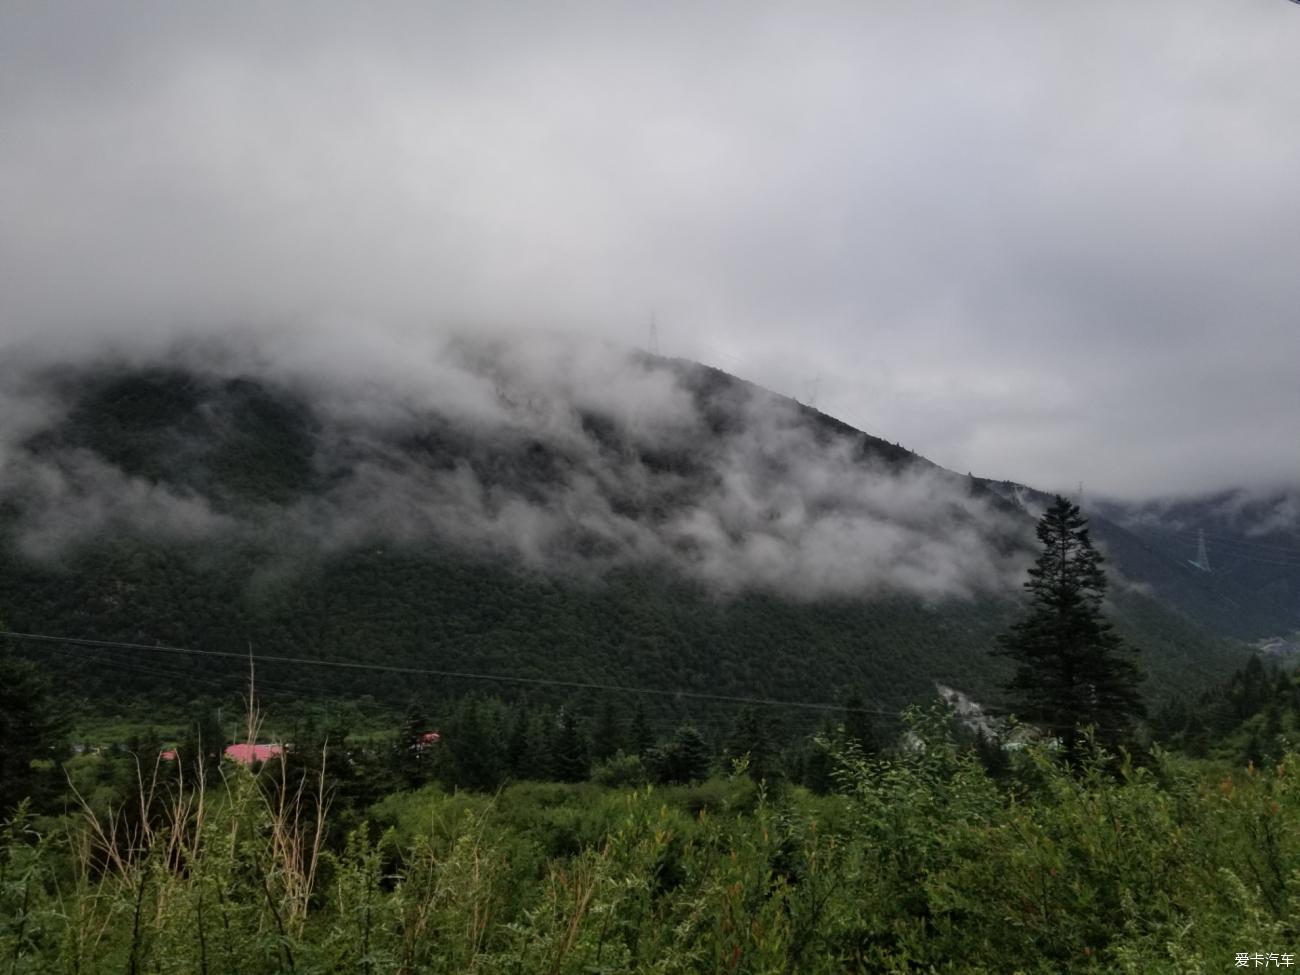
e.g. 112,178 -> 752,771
0,343 -> 1253,718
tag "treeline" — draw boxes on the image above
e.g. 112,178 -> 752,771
14,638 -> 1295,830
14,681 -> 885,830
385,692 -> 879,796
1154,652 -> 1300,765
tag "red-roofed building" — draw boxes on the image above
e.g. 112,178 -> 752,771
223,743 -> 283,765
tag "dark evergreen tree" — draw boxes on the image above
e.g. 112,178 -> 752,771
725,707 -> 775,782
1182,711 -> 1210,758
589,700 -> 624,764
521,709 -> 556,780
177,702 -> 225,782
648,725 -> 712,784
392,703 -> 435,789
994,495 -> 1144,761
1231,656 -> 1270,721
629,701 -> 655,757
0,648 -> 67,813
1264,700 -> 1282,733
506,704 -> 532,778
444,697 -> 507,792
265,717 -> 382,846
123,727 -> 164,763
550,708 -> 590,782
799,720 -> 838,795
1150,697 -> 1190,745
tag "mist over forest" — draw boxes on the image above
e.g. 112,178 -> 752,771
0,332 -> 1038,603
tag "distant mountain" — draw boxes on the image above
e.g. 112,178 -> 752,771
0,341 -> 1248,721
1094,489 -> 1299,642
977,480 -> 1299,644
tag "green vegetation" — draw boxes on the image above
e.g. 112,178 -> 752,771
0,363 -> 1281,970
0,520 -> 1243,720
4,700 -> 1300,973
2,592 -> 1296,972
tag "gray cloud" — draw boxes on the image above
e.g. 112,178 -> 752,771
0,337 -> 1035,600
7,450 -> 235,560
1,0 -> 1297,499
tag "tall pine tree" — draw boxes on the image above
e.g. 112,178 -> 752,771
550,708 -> 590,782
995,495 -> 1144,761
629,701 -> 655,757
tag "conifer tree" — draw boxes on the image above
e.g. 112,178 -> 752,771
995,495 -> 1144,761
393,703 -> 434,788
506,704 -> 532,778
725,707 -> 775,781
550,708 -> 590,782
445,697 -> 507,791
178,702 -> 225,780
649,725 -> 711,784
589,699 -> 624,764
629,701 -> 655,757
0,646 -> 67,813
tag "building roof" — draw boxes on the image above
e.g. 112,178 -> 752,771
223,743 -> 283,764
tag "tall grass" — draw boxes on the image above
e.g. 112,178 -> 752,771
3,703 -> 1299,972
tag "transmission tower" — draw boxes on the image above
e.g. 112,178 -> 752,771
648,311 -> 660,355
1190,529 -> 1211,572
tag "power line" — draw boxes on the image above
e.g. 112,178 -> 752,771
40,644 -> 237,694
1129,530 -> 1300,569
1164,534 -> 1300,561
1204,553 -> 1300,569
3,630 -> 902,717
1140,527 -> 1300,558
36,642 -> 333,702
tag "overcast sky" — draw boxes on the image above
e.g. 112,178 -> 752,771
2,0 -> 1297,500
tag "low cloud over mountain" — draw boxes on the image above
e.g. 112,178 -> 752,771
0,332 -> 1033,602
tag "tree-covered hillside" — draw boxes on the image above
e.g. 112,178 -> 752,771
0,350 -> 1245,714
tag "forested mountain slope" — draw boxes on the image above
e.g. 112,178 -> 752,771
0,341 -> 1245,714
